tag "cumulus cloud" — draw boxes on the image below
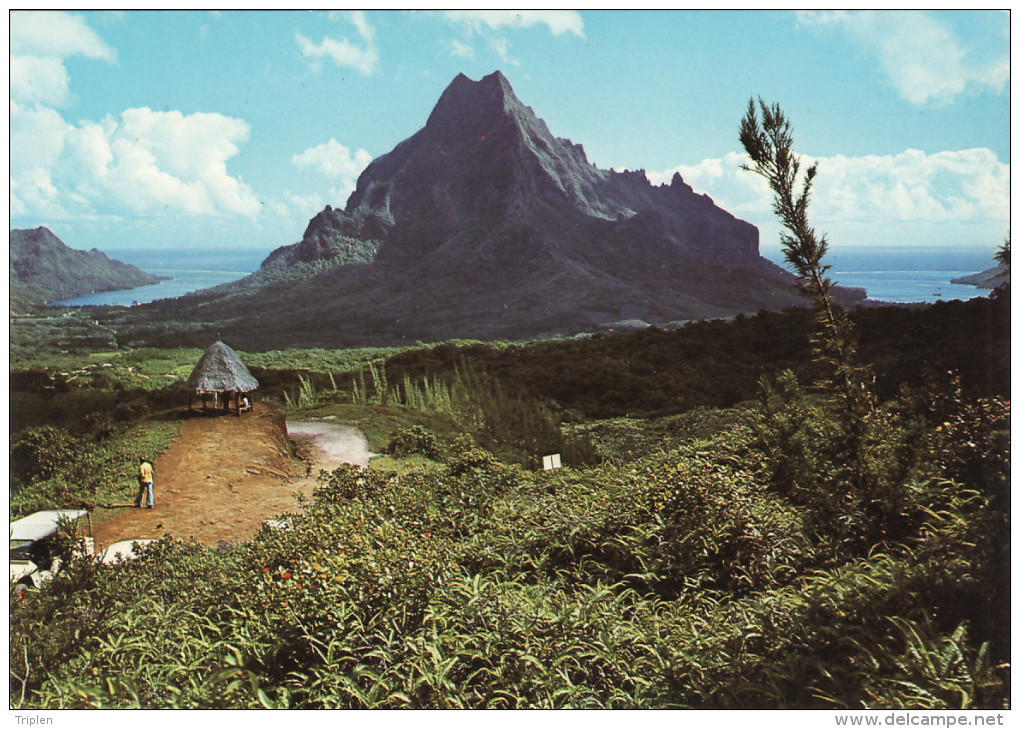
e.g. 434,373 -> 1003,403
296,11 -> 380,76
10,10 -> 117,108
443,10 -> 585,38
10,104 -> 262,219
647,147 -> 1009,249
10,102 -> 75,217
10,10 -> 116,61
10,55 -> 72,107
796,11 -> 1009,106
292,138 -> 372,204
9,12 -> 265,222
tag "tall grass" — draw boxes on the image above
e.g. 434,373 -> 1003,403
358,361 -> 580,465
283,374 -> 321,409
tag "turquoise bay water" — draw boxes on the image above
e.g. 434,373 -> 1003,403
50,248 -> 270,307
830,270 -> 988,304
49,246 -> 1000,308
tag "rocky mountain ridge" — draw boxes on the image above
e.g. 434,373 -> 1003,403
100,71 -> 863,349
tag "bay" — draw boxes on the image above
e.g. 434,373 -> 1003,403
50,247 -> 267,307
50,245 -> 1000,308
765,246 -> 999,305
831,270 -> 989,304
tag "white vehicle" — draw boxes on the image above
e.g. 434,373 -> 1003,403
9,509 -> 89,588
98,539 -> 155,564
261,518 -> 292,532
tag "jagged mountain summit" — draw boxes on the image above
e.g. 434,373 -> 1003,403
10,227 -> 168,314
113,71 -> 860,349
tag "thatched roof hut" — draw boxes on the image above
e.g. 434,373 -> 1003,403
186,341 -> 258,414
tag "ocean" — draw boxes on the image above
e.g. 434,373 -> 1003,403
49,245 -> 1000,308
768,246 -> 998,305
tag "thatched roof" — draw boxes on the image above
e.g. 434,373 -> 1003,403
186,341 -> 259,394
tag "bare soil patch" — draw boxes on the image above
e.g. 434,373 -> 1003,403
90,404 -> 361,552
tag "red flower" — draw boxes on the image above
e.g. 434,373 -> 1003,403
424,531 -> 431,538
262,567 -> 270,573
282,571 -> 292,580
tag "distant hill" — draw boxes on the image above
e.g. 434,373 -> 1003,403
101,71 -> 864,349
10,227 -> 168,313
950,264 -> 1009,290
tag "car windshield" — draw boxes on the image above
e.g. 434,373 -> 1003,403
10,539 -> 35,558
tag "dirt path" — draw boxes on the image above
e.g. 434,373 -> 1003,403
90,405 -> 370,552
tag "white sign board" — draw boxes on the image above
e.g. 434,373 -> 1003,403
542,453 -> 562,470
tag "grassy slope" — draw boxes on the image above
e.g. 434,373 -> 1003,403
7,292 -> 1011,709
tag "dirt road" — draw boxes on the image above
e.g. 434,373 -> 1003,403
90,404 -> 370,551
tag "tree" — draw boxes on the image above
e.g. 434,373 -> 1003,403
993,234 -> 1009,271
738,98 -> 874,487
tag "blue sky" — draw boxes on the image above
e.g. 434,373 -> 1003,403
8,9 -> 1011,264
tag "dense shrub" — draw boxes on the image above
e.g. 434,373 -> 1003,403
386,425 -> 442,460
7,326 -> 1009,708
9,420 -> 179,519
10,426 -> 84,484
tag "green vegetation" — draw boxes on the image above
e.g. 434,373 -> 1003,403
10,351 -> 187,519
10,420 -> 180,519
9,366 -> 1009,707
8,248 -> 1010,707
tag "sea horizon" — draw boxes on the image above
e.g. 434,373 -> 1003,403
49,244 -> 1002,308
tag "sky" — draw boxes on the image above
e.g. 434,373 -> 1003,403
8,9 -> 1012,265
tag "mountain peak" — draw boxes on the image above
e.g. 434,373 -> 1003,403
218,70 -> 837,345
447,69 -> 512,95
425,70 -> 523,137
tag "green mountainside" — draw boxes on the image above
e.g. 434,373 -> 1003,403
950,263 -> 1010,289
10,227 -> 168,313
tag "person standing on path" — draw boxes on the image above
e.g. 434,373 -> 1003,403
135,456 -> 155,508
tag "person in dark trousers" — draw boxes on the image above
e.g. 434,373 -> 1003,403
135,456 -> 155,508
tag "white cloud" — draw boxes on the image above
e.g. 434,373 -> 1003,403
296,11 -> 380,76
348,10 -> 375,42
11,104 -> 262,219
445,38 -> 474,59
796,11 -> 1009,106
9,11 -> 271,228
283,191 -> 326,219
292,139 -> 372,206
293,139 -> 372,179
10,55 -> 71,107
443,10 -> 585,38
10,102 -> 73,217
10,11 -> 117,107
647,147 -> 1009,249
488,38 -> 519,67
10,10 -> 116,61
